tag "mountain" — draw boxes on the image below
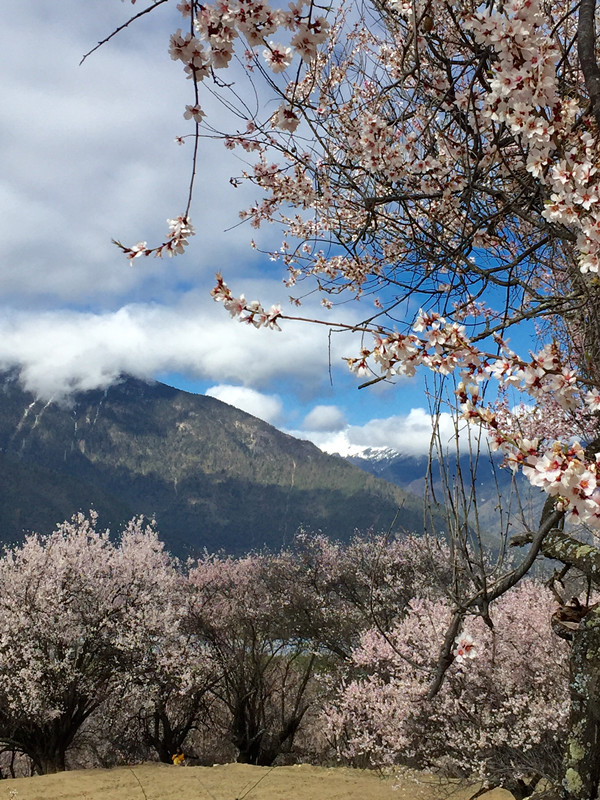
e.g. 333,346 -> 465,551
0,372 -> 435,556
344,446 -> 545,539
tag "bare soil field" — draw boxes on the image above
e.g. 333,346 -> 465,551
0,763 -> 515,800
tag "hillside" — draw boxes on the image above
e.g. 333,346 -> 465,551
0,372 -> 433,555
345,447 -> 545,539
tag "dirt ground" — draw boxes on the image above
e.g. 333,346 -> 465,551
0,762 -> 516,800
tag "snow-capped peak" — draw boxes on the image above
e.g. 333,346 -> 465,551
324,443 -> 402,462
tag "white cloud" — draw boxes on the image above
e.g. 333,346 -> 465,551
0,1 -> 272,306
292,407 -> 482,458
302,405 -> 347,431
205,385 -> 283,424
0,295 -> 351,401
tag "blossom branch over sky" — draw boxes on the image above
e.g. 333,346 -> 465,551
93,0 -> 600,530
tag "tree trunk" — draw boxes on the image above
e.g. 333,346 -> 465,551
147,709 -> 181,764
231,695 -> 263,766
561,605 -> 600,800
32,745 -> 67,775
511,515 -> 600,799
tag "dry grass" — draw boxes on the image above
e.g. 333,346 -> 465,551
0,762 -> 516,800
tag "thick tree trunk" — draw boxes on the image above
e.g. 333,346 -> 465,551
231,695 -> 263,765
561,605 -> 600,800
32,744 -> 67,775
8,698 -> 96,775
146,709 -> 184,764
511,515 -> 600,799
230,697 -> 306,766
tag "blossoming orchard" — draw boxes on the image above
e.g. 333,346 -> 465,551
0,517 -> 571,795
88,0 -> 600,796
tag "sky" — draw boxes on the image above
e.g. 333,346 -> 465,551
0,1 -> 477,457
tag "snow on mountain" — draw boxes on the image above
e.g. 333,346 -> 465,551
321,443 -> 404,461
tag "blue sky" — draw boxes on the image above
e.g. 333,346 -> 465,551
0,1 -> 521,456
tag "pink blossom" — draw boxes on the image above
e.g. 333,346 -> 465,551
183,103 -> 206,123
454,633 -> 477,663
271,104 -> 300,132
263,42 -> 293,72
126,241 -> 148,259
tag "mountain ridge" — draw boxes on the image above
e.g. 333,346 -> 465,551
0,372 -> 436,555
343,445 -> 545,539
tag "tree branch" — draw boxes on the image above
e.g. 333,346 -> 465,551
578,0 -> 600,126
427,505 -> 563,700
79,0 -> 169,66
512,527 -> 600,587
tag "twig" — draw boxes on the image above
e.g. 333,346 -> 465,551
79,0 -> 168,66
235,764 -> 277,800
127,766 -> 149,800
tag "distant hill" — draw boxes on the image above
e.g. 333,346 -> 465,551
344,447 -> 545,540
0,372 -> 436,556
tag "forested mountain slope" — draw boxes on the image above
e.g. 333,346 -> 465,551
0,373 -> 433,554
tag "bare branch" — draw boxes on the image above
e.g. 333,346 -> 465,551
427,505 -> 564,699
79,1 -> 169,66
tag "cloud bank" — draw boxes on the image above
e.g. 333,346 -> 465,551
290,406 -> 483,458
0,299 -> 351,402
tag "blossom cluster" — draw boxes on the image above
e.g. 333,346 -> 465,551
363,316 -> 600,526
210,272 -> 282,329
453,633 -> 477,663
464,0 -> 600,274
169,1 -> 329,83
117,215 -> 195,260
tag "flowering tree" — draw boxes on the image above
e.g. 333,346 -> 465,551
184,533 -> 461,765
282,531 -> 454,655
89,0 -> 600,794
126,632 -> 218,765
0,513 -> 182,774
88,620 -> 219,766
188,551 -> 332,765
96,543 -> 220,766
325,581 -> 570,797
